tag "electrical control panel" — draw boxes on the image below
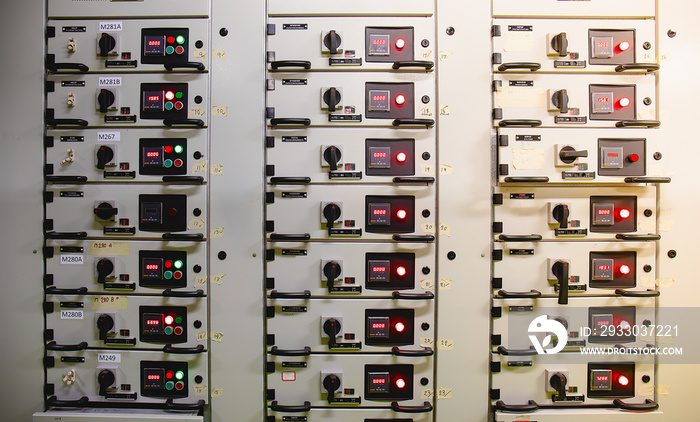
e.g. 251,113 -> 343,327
492,0 -> 655,18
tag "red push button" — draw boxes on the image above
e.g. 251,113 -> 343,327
628,153 -> 639,163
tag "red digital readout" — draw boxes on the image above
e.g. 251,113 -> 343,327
596,375 -> 609,381
372,39 -> 387,45
598,209 -> 612,215
148,95 -> 161,102
373,209 -> 387,215
147,374 -> 161,380
598,265 -> 611,271
372,378 -> 386,384
145,264 -> 160,270
373,152 -> 387,158
372,323 -> 386,329
597,320 -> 611,326
607,153 -> 619,157
597,97 -> 610,103
373,95 -> 387,101
146,151 -> 160,158
372,266 -> 387,272
146,319 -> 160,326
597,42 -> 610,48
148,40 -> 162,46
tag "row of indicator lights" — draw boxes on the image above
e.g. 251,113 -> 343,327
164,259 -> 184,278
164,91 -> 185,111
165,370 -> 185,390
596,207 -> 631,219
165,35 -> 186,55
597,263 -> 632,275
372,151 -> 408,163
163,314 -> 184,335
372,38 -> 406,50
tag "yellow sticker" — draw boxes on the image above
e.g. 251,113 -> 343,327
194,276 -> 207,288
189,107 -> 205,118
439,278 -> 452,290
658,384 -> 671,396
513,148 -> 545,170
419,106 -> 434,117
192,160 -> 208,174
188,218 -> 205,230
656,277 -> 675,287
211,273 -> 226,285
659,220 -> 675,232
439,223 -> 451,236
639,275 -> 655,288
211,106 -> 228,117
193,49 -> 207,60
438,338 -> 454,350
420,337 -> 434,348
421,50 -> 433,60
193,385 -> 207,396
196,331 -> 208,341
211,332 -> 224,343
421,389 -> 434,399
421,164 -> 434,176
638,385 -> 654,396
637,220 -> 655,232
439,50 -> 453,61
439,105 -> 450,116
91,296 -> 127,310
210,164 -> 223,176
213,49 -> 227,60
420,223 -> 436,234
437,388 -> 453,399
439,164 -> 453,175
420,279 -> 434,290
210,227 -> 225,239
90,241 -> 130,256
212,387 -> 224,397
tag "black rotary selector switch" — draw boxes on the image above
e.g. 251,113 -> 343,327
324,146 -> 342,171
551,33 -> 568,57
97,369 -> 116,396
98,33 -> 116,57
550,372 -> 568,401
323,318 -> 341,348
323,203 -> 341,230
94,201 -> 118,220
324,30 -> 342,54
552,204 -> 569,229
551,89 -> 569,114
96,258 -> 114,284
97,89 -> 115,113
559,146 -> 588,164
552,261 -> 569,305
323,261 -> 342,291
323,87 -> 341,112
97,314 -> 115,341
323,374 -> 341,403
96,145 -> 114,169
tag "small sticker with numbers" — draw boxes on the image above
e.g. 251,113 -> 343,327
421,389 -> 434,399
419,106 -> 434,117
211,274 -> 226,285
210,164 -> 223,176
60,310 -> 83,320
439,278 -> 453,290
212,387 -> 224,397
420,337 -> 434,348
213,50 -> 227,60
189,107 -> 205,118
439,51 -> 453,61
211,106 -> 228,117
98,77 -> 122,87
97,132 -> 120,142
439,105 -> 450,116
97,353 -> 121,363
420,279 -> 434,290
439,164 -> 454,175
194,50 -> 207,60
91,296 -> 127,310
438,338 -> 454,350
439,223 -> 451,236
421,50 -> 433,60
211,332 -> 224,343
210,227 -> 225,239
90,241 -> 129,256
420,223 -> 436,234
437,388 -> 453,399
188,218 -> 205,230
60,254 -> 84,265
196,331 -> 208,341
192,160 -> 208,174
421,164 -> 434,176
194,385 -> 207,396
194,276 -> 207,288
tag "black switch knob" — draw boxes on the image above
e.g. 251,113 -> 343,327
323,374 -> 341,403
98,33 -> 116,57
97,89 -> 115,113
323,87 -> 341,112
97,369 -> 116,396
94,201 -> 118,220
552,261 -> 569,305
323,146 -> 342,171
552,204 -> 569,229
549,372 -> 568,402
323,261 -> 342,291
323,318 -> 341,348
551,32 -> 568,57
324,30 -> 342,55
323,203 -> 341,230
96,258 -> 114,284
558,146 -> 587,164
96,314 -> 114,341
551,89 -> 569,114
96,145 -> 114,169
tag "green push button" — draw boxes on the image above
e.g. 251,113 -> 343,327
165,381 -> 175,390
164,326 -> 174,335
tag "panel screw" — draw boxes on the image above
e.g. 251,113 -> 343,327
421,95 -> 430,104
195,40 -> 204,49
421,322 -> 430,330
420,377 -> 429,386
421,39 -> 430,48
653,152 -> 662,160
422,266 -> 431,275
193,151 -> 203,159
447,251 -> 456,260
422,152 -> 431,160
667,250 -> 677,258
193,320 -> 202,329
193,208 -> 202,217
643,265 -> 652,273
219,28 -> 229,37
195,375 -> 204,384
667,29 -> 676,38
643,97 -> 652,106
422,209 -> 431,218
194,95 -> 203,104
218,251 -> 227,260
644,209 -> 653,217
193,265 -> 202,273
446,27 -> 455,36
643,41 -> 652,50
642,375 -> 651,383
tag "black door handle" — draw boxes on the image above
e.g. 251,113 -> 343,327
47,118 -> 89,127
46,341 -> 88,351
615,289 -> 660,297
498,62 -> 541,71
269,233 -> 311,241
269,177 -> 311,184
392,177 -> 435,184
165,398 -> 205,411
46,55 -> 89,73
392,234 -> 435,243
392,118 -> 435,127
496,346 -> 538,356
45,231 -> 88,239
494,400 -> 539,412
391,346 -> 434,357
163,118 -> 205,127
46,286 -> 88,295
615,234 -> 661,241
613,399 -> 658,412
392,291 -> 434,300
552,261 -> 569,305
270,118 -> 311,126
392,61 -> 434,70
47,395 -> 89,407
164,62 -> 206,71
615,63 -> 660,73
270,401 -> 312,412
497,290 -> 542,299
162,289 -> 205,298
503,176 -> 549,183
163,344 -> 205,354
498,120 -> 542,127
270,290 -> 311,299
498,234 -> 542,242
270,60 -> 311,70
391,401 -> 433,413
624,177 -> 671,184
162,233 -> 205,241
270,346 -> 312,356
45,175 -> 88,183
616,120 -> 661,128
162,176 -> 205,184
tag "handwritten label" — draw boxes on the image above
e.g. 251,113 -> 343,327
439,278 -> 453,290
189,107 -> 205,118
98,77 -> 122,87
194,50 -> 207,60
420,279 -> 434,290
439,164 -> 454,175
210,227 -> 225,239
60,254 -> 84,265
211,332 -> 224,343
99,22 -> 123,31
60,310 -> 83,319
658,384 -> 671,396
91,296 -> 127,310
212,387 -> 224,397
638,385 -> 654,396
421,164 -> 434,176
90,241 -> 129,256
420,50 -> 433,60
420,337 -> 435,348
439,50 -> 453,61
419,106 -> 434,117
439,105 -> 450,116
97,132 -> 120,142
188,218 -> 205,230
211,274 -> 226,285
421,222 -> 436,234
194,385 -> 207,396
192,160 -> 208,174
421,389 -> 434,399
438,338 -> 454,350
439,223 -> 451,236
213,49 -> 227,60
97,353 -> 121,363
194,276 -> 208,288
437,388 -> 453,399
210,164 -> 223,176
211,106 -> 228,117
196,331 -> 208,341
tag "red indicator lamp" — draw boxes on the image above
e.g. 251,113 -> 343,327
395,38 -> 406,50
165,260 -> 173,268
618,208 -> 631,219
617,97 -> 631,108
396,152 -> 407,163
168,208 -> 177,216
166,371 -> 174,379
627,153 -> 639,163
395,94 -> 406,106
618,41 -> 631,52
395,377 -> 406,389
395,265 -> 407,277
167,36 -> 175,44
396,209 -> 407,220
617,374 -> 630,386
394,321 -> 406,333
164,145 -> 174,154
619,264 -> 632,275
164,315 -> 174,325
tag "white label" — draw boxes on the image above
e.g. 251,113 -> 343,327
60,254 -> 84,265
98,77 -> 122,87
97,132 -> 120,142
99,22 -> 123,31
97,353 -> 121,363
60,310 -> 83,320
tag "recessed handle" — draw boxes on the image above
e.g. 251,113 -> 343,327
498,119 -> 542,127
163,344 -> 205,354
624,177 -> 671,184
392,234 -> 435,243
162,233 -> 204,241
392,60 -> 434,70
162,176 -> 204,184
615,233 -> 661,241
164,62 -> 206,71
46,286 -> 88,295
270,118 -> 311,126
616,120 -> 661,128
47,395 -> 89,407
269,177 -> 311,184
392,118 -> 435,127
496,345 -> 538,356
498,234 -> 542,242
270,60 -> 311,70
498,62 -> 541,71
391,401 -> 433,413
45,231 -> 88,239
615,289 -> 660,297
391,346 -> 434,357
270,346 -> 312,356
392,177 -> 435,184
270,400 -> 312,412
497,290 -> 542,299
615,63 -> 660,73
165,398 -> 205,411
162,289 -> 205,298
613,399 -> 658,412
269,233 -> 311,241
45,175 -> 88,183
270,290 -> 311,299
46,57 -> 89,73
46,341 -> 88,351
392,291 -> 434,300
47,118 -> 89,127
163,118 -> 205,127
494,400 -> 539,412
503,176 -> 549,183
